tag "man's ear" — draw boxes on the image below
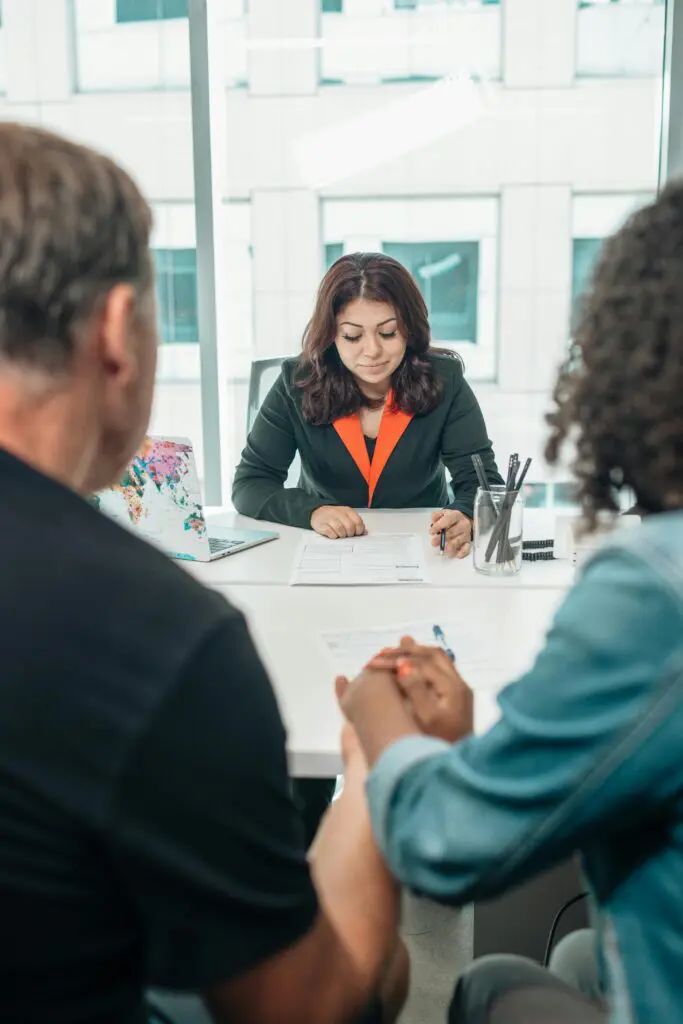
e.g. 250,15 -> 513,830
96,284 -> 139,383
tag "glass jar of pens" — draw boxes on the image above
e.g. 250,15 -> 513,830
471,453 -> 531,577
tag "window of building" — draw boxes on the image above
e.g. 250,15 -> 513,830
323,197 -> 497,379
116,0 -> 188,23
394,0 -> 499,8
571,237 -> 604,318
321,0 -> 343,12
383,241 -> 479,344
324,243 -> 344,270
521,482 -> 578,510
553,482 -> 579,507
522,483 -> 549,509
578,1 -> 663,7
154,249 -> 199,344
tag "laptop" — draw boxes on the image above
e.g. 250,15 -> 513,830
96,436 -> 278,562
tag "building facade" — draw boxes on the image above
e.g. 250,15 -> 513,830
0,0 -> 666,502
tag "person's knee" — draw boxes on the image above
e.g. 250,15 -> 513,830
549,929 -> 599,1000
448,955 -> 544,1024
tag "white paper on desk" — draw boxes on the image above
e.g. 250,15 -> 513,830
290,533 -> 427,587
319,619 -> 496,686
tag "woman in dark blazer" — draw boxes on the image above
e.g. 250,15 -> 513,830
233,252 -> 502,561
233,252 -> 502,845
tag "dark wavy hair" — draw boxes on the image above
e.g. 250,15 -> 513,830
546,182 -> 683,529
296,252 -> 452,425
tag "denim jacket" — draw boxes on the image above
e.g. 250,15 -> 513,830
368,512 -> 683,1023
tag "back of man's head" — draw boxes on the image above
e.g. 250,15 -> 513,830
0,122 -> 157,492
0,122 -> 153,371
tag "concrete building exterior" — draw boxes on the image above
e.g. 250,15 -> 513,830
0,0 -> 666,501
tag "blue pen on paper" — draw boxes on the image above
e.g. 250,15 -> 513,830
432,624 -> 456,663
439,529 -> 446,556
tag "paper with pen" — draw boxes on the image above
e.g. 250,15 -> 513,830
290,533 -> 427,587
319,620 -> 495,685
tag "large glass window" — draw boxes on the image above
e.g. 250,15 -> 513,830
0,0 -> 672,503
212,0 -> 666,498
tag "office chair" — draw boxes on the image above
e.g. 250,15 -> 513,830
246,356 -> 301,487
246,356 -> 289,434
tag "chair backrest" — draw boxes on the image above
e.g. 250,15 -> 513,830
246,355 -> 301,488
246,356 -> 290,434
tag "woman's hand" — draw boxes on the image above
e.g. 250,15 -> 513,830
311,505 -> 367,539
430,509 -> 472,559
367,637 -> 474,744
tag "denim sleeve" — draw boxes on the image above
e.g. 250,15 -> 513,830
367,540 -> 683,904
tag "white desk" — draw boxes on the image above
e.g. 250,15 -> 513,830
184,508 -> 571,776
218,583 -> 565,777
189,508 -> 575,591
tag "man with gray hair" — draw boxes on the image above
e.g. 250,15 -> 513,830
0,123 -> 405,1024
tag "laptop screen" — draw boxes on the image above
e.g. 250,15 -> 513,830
96,436 -> 208,559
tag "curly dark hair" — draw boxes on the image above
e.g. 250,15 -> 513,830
296,252 -> 455,426
546,182 -> 683,529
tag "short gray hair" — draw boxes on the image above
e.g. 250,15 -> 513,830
0,122 -> 153,371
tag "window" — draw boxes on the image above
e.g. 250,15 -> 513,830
322,198 -> 496,379
571,238 -> 604,318
384,242 -> 479,345
322,0 -> 501,85
154,249 -> 199,344
521,482 -> 578,510
578,1 -> 663,7
553,482 -> 579,508
522,484 -> 549,509
324,243 -> 344,270
394,0 -> 499,7
577,0 -> 665,76
116,0 -> 188,23
321,0 -> 343,11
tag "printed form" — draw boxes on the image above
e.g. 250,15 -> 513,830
319,619 -> 495,686
290,533 -> 427,587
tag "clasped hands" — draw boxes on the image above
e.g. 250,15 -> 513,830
336,637 -> 474,772
310,507 -> 472,559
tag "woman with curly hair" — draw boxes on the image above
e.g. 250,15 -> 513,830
337,184 -> 683,1022
233,253 -> 501,560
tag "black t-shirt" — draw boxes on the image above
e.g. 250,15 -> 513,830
0,449 -> 317,1023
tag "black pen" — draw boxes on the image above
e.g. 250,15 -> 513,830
440,528 -> 446,556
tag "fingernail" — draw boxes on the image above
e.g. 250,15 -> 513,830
397,660 -> 412,679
